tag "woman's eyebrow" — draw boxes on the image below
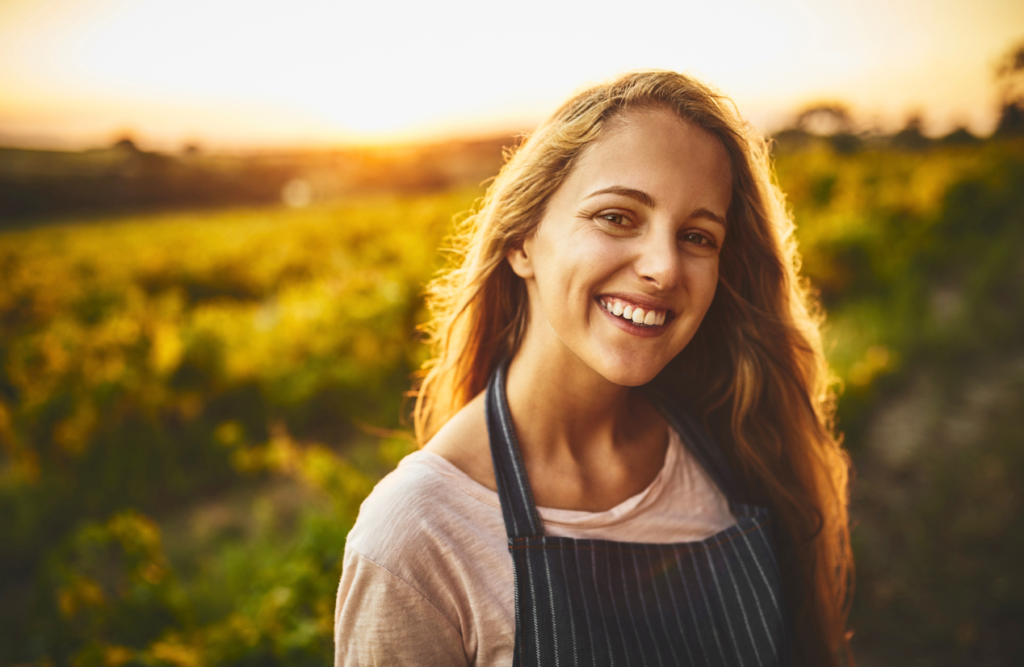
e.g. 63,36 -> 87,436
582,186 -> 656,208
691,207 -> 727,227
583,186 -> 727,227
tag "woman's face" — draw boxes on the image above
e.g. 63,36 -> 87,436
508,106 -> 732,387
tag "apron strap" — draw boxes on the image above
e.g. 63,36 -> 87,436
486,359 -> 544,539
642,381 -> 745,505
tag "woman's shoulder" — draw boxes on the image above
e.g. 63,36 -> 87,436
343,444 -> 509,638
345,446 -> 505,569
421,390 -> 497,493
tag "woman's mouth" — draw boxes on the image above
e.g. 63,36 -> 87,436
596,297 -> 670,327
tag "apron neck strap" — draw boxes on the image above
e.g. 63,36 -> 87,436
486,359 -> 544,539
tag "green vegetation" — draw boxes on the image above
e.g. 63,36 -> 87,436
1,140 -> 1022,666
0,189 -> 474,665
784,140 -> 1024,664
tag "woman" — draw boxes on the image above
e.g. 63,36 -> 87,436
335,70 -> 852,666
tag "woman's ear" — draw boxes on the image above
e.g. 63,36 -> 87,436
506,238 -> 535,279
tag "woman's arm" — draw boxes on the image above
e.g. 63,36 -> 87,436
335,548 -> 468,667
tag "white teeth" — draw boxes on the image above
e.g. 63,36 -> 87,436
600,298 -> 667,327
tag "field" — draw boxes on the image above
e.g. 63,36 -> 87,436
2,139 -> 1023,666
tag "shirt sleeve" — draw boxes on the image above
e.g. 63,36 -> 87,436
334,547 -> 468,667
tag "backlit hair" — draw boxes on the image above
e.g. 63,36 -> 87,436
413,70 -> 853,665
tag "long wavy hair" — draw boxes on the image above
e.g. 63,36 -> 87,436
413,70 -> 852,665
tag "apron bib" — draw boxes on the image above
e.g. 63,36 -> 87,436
485,362 -> 788,667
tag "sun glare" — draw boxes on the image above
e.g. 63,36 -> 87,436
0,0 -> 1022,148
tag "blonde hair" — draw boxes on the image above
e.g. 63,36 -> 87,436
414,70 -> 852,665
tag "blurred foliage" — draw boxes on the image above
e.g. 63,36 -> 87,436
0,138 -> 1022,666
0,136 -> 507,223
0,189 -> 468,664
995,37 -> 1024,137
779,139 -> 1024,664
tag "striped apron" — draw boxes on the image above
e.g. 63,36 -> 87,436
485,362 -> 788,667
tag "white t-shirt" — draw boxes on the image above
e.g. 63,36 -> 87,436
334,428 -> 736,666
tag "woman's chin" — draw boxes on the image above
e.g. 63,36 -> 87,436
591,357 -> 667,388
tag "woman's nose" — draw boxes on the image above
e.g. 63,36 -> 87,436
634,228 -> 683,289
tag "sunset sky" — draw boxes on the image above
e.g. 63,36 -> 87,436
1,0 -> 1022,150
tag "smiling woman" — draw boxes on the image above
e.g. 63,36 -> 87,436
505,107 -> 731,386
334,71 -> 853,667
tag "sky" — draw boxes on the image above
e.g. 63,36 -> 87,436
0,0 -> 1022,150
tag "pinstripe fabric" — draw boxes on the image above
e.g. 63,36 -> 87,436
486,362 -> 788,667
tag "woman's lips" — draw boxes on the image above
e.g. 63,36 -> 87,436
594,296 -> 673,338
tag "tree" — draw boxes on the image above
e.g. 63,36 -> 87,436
892,114 -> 930,150
994,37 -> 1024,136
766,103 -> 863,154
795,103 -> 855,136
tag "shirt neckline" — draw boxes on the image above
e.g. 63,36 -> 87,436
411,428 -> 682,530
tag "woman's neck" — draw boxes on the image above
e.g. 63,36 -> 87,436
503,336 -> 669,511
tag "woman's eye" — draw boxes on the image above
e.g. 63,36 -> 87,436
598,212 -> 629,226
682,231 -> 716,247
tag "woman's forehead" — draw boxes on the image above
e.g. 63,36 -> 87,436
589,105 -> 725,157
561,107 -> 733,212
